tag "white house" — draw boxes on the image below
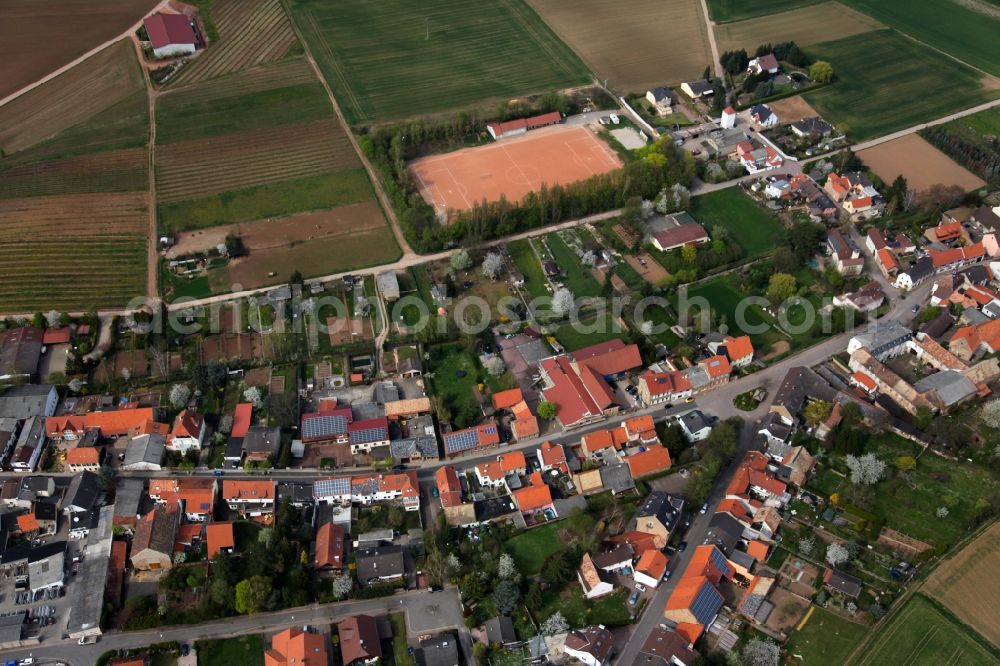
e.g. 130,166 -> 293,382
564,626 -> 615,666
747,53 -> 780,76
679,411 -> 712,442
633,550 -> 668,589
749,104 -> 779,127
645,87 -> 674,115
578,553 -> 615,600
144,13 -> 200,59
167,410 -> 205,453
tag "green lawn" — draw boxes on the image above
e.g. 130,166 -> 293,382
803,30 -> 999,140
863,434 -> 999,547
689,188 -> 785,259
636,303 -> 681,349
157,80 -> 335,144
197,635 -> 265,666
157,170 -> 373,232
546,233 -> 602,297
680,275 -> 787,350
536,585 -> 631,629
427,343 -> 484,428
855,595 -> 998,666
785,606 -> 867,666
389,613 -> 415,665
959,107 -> 1000,136
554,311 -> 627,352
289,0 -> 591,124
509,239 -> 550,299
707,0 -> 821,22
505,510 -> 595,575
841,0 -> 1000,77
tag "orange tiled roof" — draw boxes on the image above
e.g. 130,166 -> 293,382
492,388 -> 525,410
265,626 -> 328,666
851,371 -> 877,392
746,540 -> 770,561
315,522 -> 345,569
232,403 -> 253,438
82,408 -> 157,437
65,447 -> 99,466
171,410 -> 204,438
674,622 -> 704,645
539,440 -> 568,472
715,498 -> 753,522
700,355 -> 731,379
206,522 -> 235,559
16,513 -> 39,533
723,335 -> 754,361
626,445 -> 672,479
498,450 -> 527,473
624,414 -> 656,439
513,483 -> 553,513
877,248 -> 899,271
222,480 -> 274,501
435,466 -> 462,508
636,549 -> 668,579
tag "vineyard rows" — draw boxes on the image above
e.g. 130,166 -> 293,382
0,192 -> 148,237
165,58 -> 315,104
170,0 -> 296,86
156,119 -> 357,201
0,148 -> 147,198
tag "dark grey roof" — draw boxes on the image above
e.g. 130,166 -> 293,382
913,370 -> 976,407
638,627 -> 700,666
971,205 -> 1000,230
749,104 -> 774,119
962,265 -> 991,285
123,433 -> 166,468
113,479 -> 144,521
635,492 -> 684,532
791,116 -> 832,135
355,545 -> 404,583
419,634 -> 460,666
902,256 -> 934,283
679,410 -> 711,434
224,437 -> 244,459
474,496 -> 518,522
0,611 -> 24,643
63,471 -> 99,513
729,549 -> 756,571
600,463 -> 635,494
684,79 -> 714,95
0,384 -> 54,419
591,545 -> 634,569
34,499 -> 57,521
826,569 -> 862,597
243,425 -> 280,456
484,616 -> 518,646
28,540 -> 66,563
390,437 -> 439,460
771,367 -> 837,422
277,481 -> 314,505
921,311 -> 955,339
649,86 -> 672,101
704,512 -> 743,555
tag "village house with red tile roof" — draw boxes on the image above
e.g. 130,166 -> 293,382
206,521 -> 234,559
168,410 -> 205,453
435,466 -> 463,509
65,446 -> 100,472
265,626 -> 328,666
314,522 -> 345,571
537,440 -> 569,474
626,445 -> 672,479
222,480 -> 275,517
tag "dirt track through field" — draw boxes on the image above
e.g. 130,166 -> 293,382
0,39 -> 145,154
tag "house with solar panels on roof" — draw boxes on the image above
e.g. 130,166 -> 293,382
313,471 -> 421,512
442,422 -> 501,458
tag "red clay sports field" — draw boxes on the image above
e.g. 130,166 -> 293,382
408,125 -> 622,216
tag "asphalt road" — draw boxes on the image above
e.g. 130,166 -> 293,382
0,588 -> 469,666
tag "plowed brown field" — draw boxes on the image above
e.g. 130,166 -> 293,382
0,39 -> 144,154
0,0 -> 151,100
858,134 -> 986,193
924,522 -> 1000,647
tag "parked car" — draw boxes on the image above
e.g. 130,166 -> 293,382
700,503 -> 708,514
662,569 -> 672,581
911,304 -> 920,313
635,583 -> 647,593
677,541 -> 688,552
181,644 -> 190,657
628,591 -> 640,605
432,487 -> 439,498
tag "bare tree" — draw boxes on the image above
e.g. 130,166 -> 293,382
481,252 -> 504,280
798,536 -> 815,556
330,573 -> 353,600
846,453 -> 886,485
826,543 -> 850,567
484,356 -> 506,376
243,386 -> 263,408
541,612 -> 569,636
169,384 -> 191,409
936,506 -> 949,518
741,638 -> 781,666
552,288 -> 575,316
44,310 -> 61,329
498,553 -> 518,580
450,249 -> 472,271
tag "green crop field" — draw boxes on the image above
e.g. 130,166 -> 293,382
856,595 -> 998,666
689,188 -> 784,258
707,0 -> 821,23
842,0 -> 1000,77
785,606 -> 867,666
156,80 -> 334,144
803,30 -> 999,140
288,0 -> 591,124
158,170 -> 373,232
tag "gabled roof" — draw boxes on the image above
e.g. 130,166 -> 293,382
722,335 -> 753,361
573,339 -> 643,375
636,549 -> 668,580
231,403 -> 253,438
315,522 -> 345,569
700,355 -> 731,379
65,447 -> 99,466
171,410 -> 204,438
42,328 -> 72,345
132,505 -> 179,558
442,423 -> 500,455
435,466 -> 463,508
265,626 -> 329,666
498,450 -> 526,472
223,480 -> 275,502
206,522 -> 234,559
639,627 -> 701,666
492,388 -> 524,410
512,482 -> 553,513
144,12 -> 198,48
565,625 -> 615,662
626,445 -> 672,479
539,440 -> 568,472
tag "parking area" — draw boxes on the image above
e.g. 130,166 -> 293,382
497,333 -> 551,403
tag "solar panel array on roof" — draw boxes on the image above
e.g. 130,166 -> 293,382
314,477 -> 350,497
690,582 -> 723,626
444,429 -> 479,454
302,415 -> 349,440
709,547 -> 732,576
349,426 -> 387,445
